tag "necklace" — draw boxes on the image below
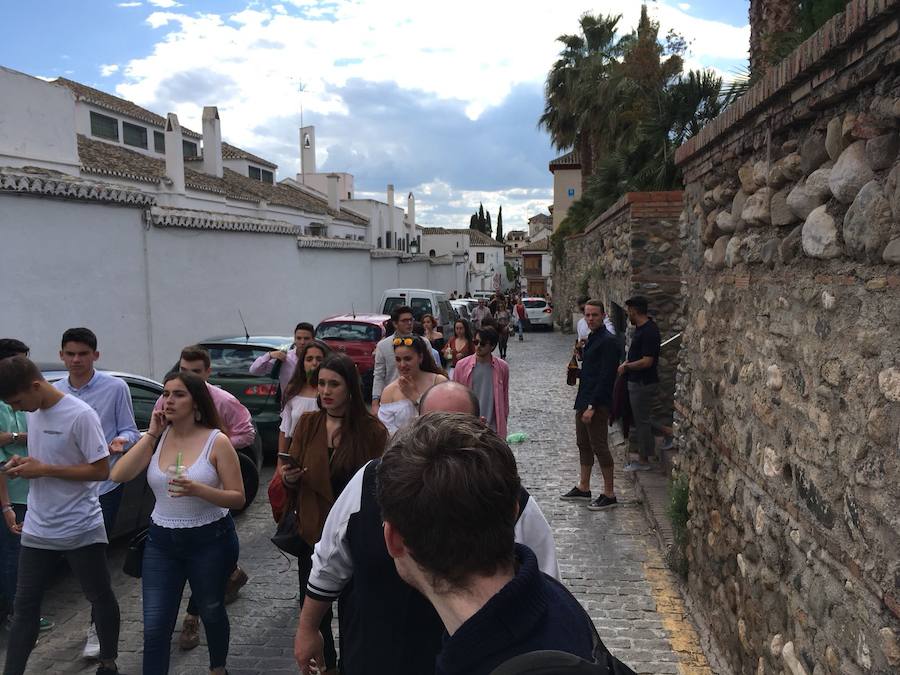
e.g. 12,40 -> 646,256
326,412 -> 345,419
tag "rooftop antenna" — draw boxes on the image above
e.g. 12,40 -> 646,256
351,303 -> 356,319
237,309 -> 250,342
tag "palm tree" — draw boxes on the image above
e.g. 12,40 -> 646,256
539,13 -> 624,190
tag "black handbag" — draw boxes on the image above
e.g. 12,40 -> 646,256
123,528 -> 149,578
271,508 -> 306,557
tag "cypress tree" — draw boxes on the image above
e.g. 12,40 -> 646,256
495,206 -> 504,242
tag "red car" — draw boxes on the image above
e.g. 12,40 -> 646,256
316,314 -> 390,401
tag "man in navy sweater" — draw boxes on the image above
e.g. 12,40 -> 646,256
377,412 -> 595,675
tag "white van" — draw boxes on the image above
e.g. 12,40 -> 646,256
380,288 -> 456,336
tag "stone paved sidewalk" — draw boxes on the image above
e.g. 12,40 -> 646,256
505,329 -> 712,675
1,329 -> 715,674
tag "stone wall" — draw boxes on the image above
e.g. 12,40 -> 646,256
553,192 -> 683,421
673,1 -> 900,672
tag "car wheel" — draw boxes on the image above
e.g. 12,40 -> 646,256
233,451 -> 260,514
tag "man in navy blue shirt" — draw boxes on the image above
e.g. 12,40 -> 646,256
560,300 -> 620,511
377,413 -> 596,675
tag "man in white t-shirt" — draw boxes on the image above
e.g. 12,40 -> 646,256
0,356 -> 122,675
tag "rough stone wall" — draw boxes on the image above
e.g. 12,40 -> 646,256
553,192 -> 683,420
673,1 -> 900,673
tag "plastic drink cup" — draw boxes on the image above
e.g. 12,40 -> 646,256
167,452 -> 185,496
506,432 -> 529,444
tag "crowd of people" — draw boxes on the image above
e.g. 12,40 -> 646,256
0,289 -> 672,674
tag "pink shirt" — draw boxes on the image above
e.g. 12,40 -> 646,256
451,354 -> 510,438
154,383 -> 256,449
249,349 -> 298,394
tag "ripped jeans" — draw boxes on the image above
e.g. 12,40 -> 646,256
142,515 -> 239,674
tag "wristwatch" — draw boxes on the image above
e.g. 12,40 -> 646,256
586,405 -> 594,411
11,432 -> 19,444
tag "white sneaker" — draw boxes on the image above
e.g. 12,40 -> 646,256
82,623 -> 100,659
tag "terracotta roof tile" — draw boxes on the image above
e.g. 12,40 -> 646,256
221,142 -> 277,169
76,135 -> 367,225
55,78 -> 202,139
467,229 -> 504,248
521,238 -> 550,252
548,150 -> 580,171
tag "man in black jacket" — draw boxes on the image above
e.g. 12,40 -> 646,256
560,299 -> 620,511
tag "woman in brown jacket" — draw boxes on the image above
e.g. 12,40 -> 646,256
279,353 -> 388,675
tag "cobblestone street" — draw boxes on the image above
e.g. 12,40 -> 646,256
2,330 -> 713,674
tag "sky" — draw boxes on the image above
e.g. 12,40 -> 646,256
0,0 -> 749,230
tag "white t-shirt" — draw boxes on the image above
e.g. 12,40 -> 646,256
22,395 -> 109,542
280,396 -> 319,438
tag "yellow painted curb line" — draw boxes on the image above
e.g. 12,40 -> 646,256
642,542 -> 714,675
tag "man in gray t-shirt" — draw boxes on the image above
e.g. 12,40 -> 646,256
450,327 -> 510,438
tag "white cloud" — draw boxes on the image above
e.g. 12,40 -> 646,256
112,0 -> 746,224
100,64 -> 120,77
678,3 -> 691,10
117,2 -> 143,7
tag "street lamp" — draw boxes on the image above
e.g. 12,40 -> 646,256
408,239 -> 419,254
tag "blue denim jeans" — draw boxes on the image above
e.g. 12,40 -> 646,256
0,504 -> 26,618
142,516 -> 239,674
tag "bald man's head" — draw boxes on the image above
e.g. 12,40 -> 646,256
419,381 -> 479,417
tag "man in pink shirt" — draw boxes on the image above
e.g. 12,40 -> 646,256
248,322 -> 315,396
451,326 -> 510,438
153,345 -> 255,650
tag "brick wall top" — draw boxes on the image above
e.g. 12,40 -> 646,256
566,191 -> 684,241
674,0 -> 899,167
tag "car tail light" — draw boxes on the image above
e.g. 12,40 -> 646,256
244,384 -> 278,396
543,308 -> 552,313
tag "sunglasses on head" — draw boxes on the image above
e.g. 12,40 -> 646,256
392,337 -> 415,346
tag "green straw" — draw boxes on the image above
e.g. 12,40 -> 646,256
176,452 -> 183,472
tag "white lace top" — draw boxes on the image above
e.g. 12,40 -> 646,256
280,395 -> 319,438
147,428 -> 229,528
377,400 -> 418,436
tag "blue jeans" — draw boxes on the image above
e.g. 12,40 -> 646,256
0,504 -> 26,618
142,516 -> 239,674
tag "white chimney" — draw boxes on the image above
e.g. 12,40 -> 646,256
300,125 -> 316,182
387,184 -> 395,244
164,113 -> 185,193
326,173 -> 341,212
407,191 -> 415,228
201,106 -> 223,178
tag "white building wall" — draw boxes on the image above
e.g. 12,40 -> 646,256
0,67 -> 80,173
397,261 -> 429,289
426,263 -> 456,295
1,194 -> 464,380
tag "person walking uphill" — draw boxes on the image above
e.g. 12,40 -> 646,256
560,300 -> 620,511
451,327 -> 509,438
111,371 -> 244,675
0,356 -> 123,675
281,353 -> 389,675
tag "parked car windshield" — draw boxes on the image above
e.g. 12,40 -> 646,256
317,322 -> 382,342
523,299 -> 547,308
383,296 -> 434,320
206,346 -> 272,376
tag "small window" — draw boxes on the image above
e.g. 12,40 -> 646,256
386,232 -> 392,248
182,140 -> 198,157
261,169 -> 274,184
249,166 -> 262,180
476,252 -> 485,264
122,122 -> 148,149
153,131 -> 165,153
90,111 -> 118,141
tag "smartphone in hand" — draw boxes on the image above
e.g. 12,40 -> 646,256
277,452 -> 299,468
